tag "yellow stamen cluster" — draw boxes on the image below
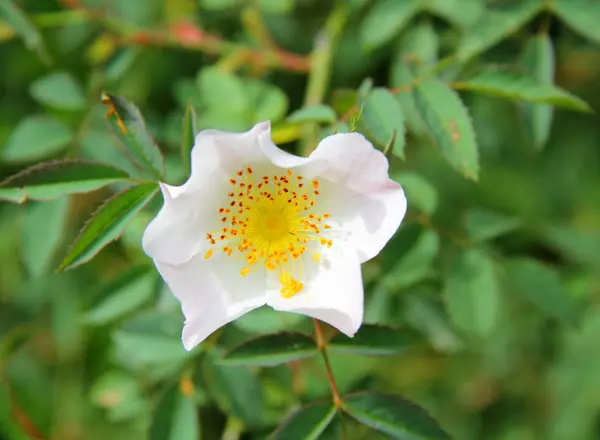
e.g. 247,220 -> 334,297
204,166 -> 332,298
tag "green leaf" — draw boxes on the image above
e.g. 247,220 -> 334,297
221,332 -> 318,367
420,0 -> 483,29
181,103 -> 198,180
1,115 -> 73,163
0,0 -> 48,62
361,0 -> 419,50
85,266 -> 157,325
90,371 -> 149,423
456,0 -> 541,61
271,402 -> 337,440
443,248 -> 499,337
150,385 -> 199,440
30,71 -> 86,111
393,172 -> 438,215
329,324 -> 418,356
203,350 -> 262,425
253,83 -> 288,123
465,209 -> 520,243
413,78 -> 479,180
398,21 -> 439,68
454,69 -> 590,113
101,93 -> 165,179
288,105 -> 338,124
342,392 -> 451,440
58,182 -> 158,271
390,62 -> 427,136
555,0 -> 600,45
0,159 -> 131,203
522,33 -> 555,150
21,197 -> 69,277
382,229 -> 439,290
359,88 -> 405,158
112,312 -> 190,376
197,66 -> 248,113
504,258 -> 579,325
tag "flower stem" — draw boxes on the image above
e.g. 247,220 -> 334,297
313,318 -> 342,407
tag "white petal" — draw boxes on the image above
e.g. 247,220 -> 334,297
266,247 -> 363,337
154,252 -> 266,350
143,122 -> 276,265
305,132 -> 407,262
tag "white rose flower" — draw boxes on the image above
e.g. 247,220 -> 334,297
142,121 -> 406,350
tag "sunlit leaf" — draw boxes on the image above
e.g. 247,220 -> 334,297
288,105 -> 338,124
522,33 -> 555,150
454,68 -> 590,112
181,103 -> 198,180
359,88 -> 405,158
444,248 -> 499,337
413,78 -> 479,180
2,115 -> 73,163
58,182 -> 158,271
30,71 -> 86,111
360,0 -> 419,50
504,258 -> 580,325
554,0 -> 600,45
0,159 -> 131,203
221,332 -> 318,367
271,402 -> 337,440
329,324 -> 418,356
101,93 -> 165,179
343,392 -> 451,440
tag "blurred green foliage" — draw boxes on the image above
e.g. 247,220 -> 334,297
1,0 -> 600,439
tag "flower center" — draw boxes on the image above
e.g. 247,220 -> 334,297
203,166 -> 332,298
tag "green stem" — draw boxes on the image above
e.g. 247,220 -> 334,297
301,3 -> 348,154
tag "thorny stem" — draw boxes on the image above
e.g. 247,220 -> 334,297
313,319 -> 342,407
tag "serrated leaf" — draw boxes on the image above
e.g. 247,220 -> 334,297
150,384 -> 199,440
0,0 -> 48,62
399,21 -> 439,68
390,62 -> 427,136
329,324 -> 418,356
359,88 -> 405,158
342,392 -> 451,440
181,103 -> 198,180
465,209 -> 520,243
504,258 -> 579,325
522,33 -> 555,150
101,93 -> 165,179
0,159 -> 131,203
555,0 -> 600,45
2,115 -> 73,163
383,229 -> 439,290
58,182 -> 158,271
456,0 -> 541,61
21,197 -> 69,277
288,105 -> 338,124
454,69 -> 590,112
413,78 -> 479,180
85,266 -> 157,325
361,0 -> 419,50
444,248 -> 499,337
222,332 -> 317,367
30,71 -> 86,111
271,402 -> 337,440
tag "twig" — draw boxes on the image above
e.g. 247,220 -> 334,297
313,319 -> 341,407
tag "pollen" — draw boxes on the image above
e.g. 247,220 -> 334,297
204,166 -> 334,298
